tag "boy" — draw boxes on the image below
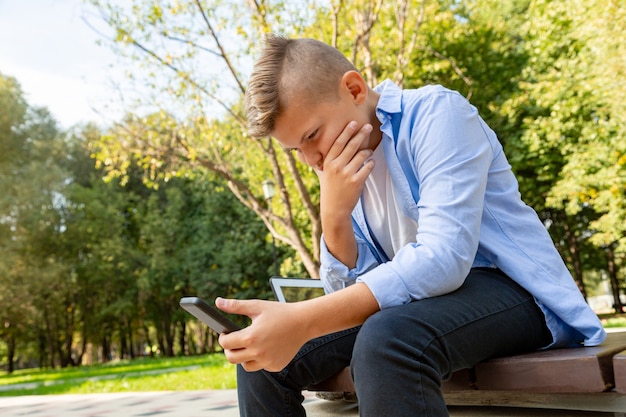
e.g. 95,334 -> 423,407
217,34 -> 606,416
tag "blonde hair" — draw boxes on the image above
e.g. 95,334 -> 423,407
245,34 -> 357,138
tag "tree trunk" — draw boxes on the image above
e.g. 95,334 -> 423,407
156,329 -> 166,357
45,310 -> 57,368
128,323 -> 136,358
179,320 -> 186,356
558,210 -> 588,299
120,324 -> 128,359
6,332 -> 15,373
607,243 -> 624,313
77,330 -> 87,365
38,331 -> 48,368
165,323 -> 175,357
102,334 -> 111,363
144,325 -> 154,357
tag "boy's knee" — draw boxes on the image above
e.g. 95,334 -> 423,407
351,308 -> 449,377
353,309 -> 428,359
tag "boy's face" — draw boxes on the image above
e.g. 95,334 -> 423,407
271,74 -> 375,171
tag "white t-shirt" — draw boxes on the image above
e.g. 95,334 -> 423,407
361,144 -> 418,260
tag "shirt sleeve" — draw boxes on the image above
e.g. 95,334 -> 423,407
356,90 -> 495,309
319,228 -> 380,294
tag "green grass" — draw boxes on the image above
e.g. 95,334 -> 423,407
604,316 -> 626,328
0,354 -> 236,396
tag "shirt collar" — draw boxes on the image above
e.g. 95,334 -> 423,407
374,80 -> 403,115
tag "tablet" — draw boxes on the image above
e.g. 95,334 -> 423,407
269,277 -> 326,303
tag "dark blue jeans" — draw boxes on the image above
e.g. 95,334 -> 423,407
237,268 -> 552,416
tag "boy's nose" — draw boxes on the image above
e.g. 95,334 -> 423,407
301,149 -> 323,171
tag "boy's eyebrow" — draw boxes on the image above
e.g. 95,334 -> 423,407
276,124 -> 314,151
282,129 -> 308,150
278,137 -> 300,151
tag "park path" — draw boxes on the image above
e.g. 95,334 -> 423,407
0,390 -> 357,417
1,390 -> 611,417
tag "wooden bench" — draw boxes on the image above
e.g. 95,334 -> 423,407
309,331 -> 626,414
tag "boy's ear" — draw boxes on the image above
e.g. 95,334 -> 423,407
341,71 -> 367,104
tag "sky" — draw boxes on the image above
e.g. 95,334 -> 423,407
0,0 -> 123,128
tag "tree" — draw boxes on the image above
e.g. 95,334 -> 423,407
88,0 -> 516,278
497,0 -> 626,305
0,74 -> 30,372
0,74 -> 71,370
88,0 -> 323,277
65,122 -> 280,358
137,172 -> 278,356
86,0 -> 625,304
0,69 -> 286,367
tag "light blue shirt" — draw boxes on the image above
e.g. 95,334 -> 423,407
320,81 -> 606,348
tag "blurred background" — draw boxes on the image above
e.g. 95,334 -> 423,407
1,0 -> 625,374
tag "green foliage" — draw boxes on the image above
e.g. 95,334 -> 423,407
500,0 -> 626,223
0,74 -> 28,169
0,77 -> 282,369
0,73 -> 69,371
136,172 -> 277,349
493,0 -> 626,294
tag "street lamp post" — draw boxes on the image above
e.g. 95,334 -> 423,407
262,179 -> 278,276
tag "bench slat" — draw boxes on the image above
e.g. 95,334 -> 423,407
614,349 -> 626,394
444,391 -> 626,413
309,331 -> 626,395
474,331 -> 626,393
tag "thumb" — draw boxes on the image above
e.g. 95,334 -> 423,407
216,297 -> 252,316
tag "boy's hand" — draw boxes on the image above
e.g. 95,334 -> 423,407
216,297 -> 309,372
319,121 -> 375,217
319,121 -> 375,267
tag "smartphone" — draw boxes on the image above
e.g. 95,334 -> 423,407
179,296 -> 240,334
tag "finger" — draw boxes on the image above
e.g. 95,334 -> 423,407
327,123 -> 373,168
324,129 -> 373,179
354,157 -> 375,181
345,146 -> 374,172
220,338 -> 262,371
332,153 -> 374,193
216,297 -> 256,317
236,356 -> 281,373
324,121 -> 358,162
348,123 -> 373,152
218,329 -> 241,350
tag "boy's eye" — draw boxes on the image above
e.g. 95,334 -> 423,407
283,129 -> 318,153
306,129 -> 318,141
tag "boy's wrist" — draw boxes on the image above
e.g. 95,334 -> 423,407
321,216 -> 358,268
321,217 -> 351,236
299,283 -> 380,338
